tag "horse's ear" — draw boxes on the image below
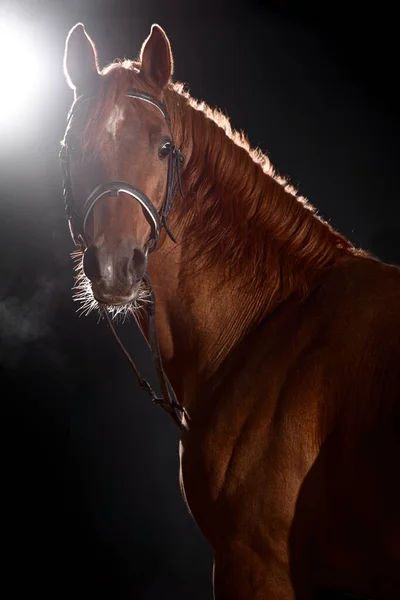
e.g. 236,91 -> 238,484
63,23 -> 99,94
140,24 -> 173,91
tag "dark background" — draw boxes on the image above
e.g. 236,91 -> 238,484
1,1 -> 399,598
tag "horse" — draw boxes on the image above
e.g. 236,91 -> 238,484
60,22 -> 400,599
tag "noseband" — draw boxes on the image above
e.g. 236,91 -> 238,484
60,88 -> 185,251
59,88 -> 187,429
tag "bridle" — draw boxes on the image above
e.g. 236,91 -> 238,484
60,88 -> 185,250
59,88 -> 187,430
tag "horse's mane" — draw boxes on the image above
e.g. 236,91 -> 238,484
82,60 -> 362,307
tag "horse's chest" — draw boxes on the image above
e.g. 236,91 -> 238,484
177,323 -> 326,543
178,390 -> 319,547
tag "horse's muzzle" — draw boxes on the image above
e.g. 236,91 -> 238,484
83,241 -> 147,305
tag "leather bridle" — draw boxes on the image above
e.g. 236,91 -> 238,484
59,88 -> 187,429
60,88 -> 184,250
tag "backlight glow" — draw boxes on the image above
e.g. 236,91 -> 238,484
0,20 -> 42,126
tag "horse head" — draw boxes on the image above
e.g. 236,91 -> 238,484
62,23 -> 183,307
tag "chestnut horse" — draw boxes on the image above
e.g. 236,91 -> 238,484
61,23 -> 400,599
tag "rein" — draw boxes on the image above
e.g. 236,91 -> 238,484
60,88 -> 187,430
101,280 -> 185,430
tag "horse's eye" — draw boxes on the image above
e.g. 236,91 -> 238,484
158,141 -> 172,160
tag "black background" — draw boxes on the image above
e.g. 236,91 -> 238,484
1,1 -> 399,598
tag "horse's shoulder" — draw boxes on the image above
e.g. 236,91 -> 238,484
204,253 -> 400,424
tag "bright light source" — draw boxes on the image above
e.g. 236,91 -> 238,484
0,20 -> 42,127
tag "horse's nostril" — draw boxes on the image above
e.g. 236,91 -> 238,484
82,245 -> 101,283
132,247 -> 147,282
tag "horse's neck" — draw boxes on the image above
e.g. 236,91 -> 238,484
148,93 -> 352,407
147,243 -> 269,409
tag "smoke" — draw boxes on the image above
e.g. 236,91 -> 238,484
0,276 -> 63,366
